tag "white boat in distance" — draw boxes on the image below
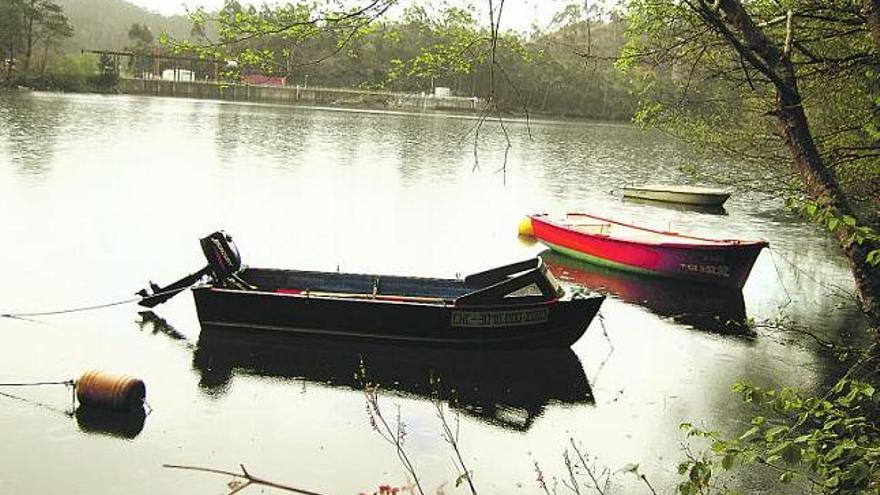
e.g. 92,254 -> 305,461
622,185 -> 731,207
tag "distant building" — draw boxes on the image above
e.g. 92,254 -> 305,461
161,68 -> 195,82
242,74 -> 286,86
434,86 -> 451,98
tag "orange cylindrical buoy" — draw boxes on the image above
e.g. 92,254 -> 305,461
75,370 -> 146,412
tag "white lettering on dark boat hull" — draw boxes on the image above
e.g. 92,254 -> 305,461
451,308 -> 550,328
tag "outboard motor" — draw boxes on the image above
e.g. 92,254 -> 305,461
199,231 -> 242,280
138,231 -> 243,308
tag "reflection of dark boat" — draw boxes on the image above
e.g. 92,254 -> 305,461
141,232 -> 604,349
136,311 -> 193,347
193,328 -> 594,431
541,250 -> 750,335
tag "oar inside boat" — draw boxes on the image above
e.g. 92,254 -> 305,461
138,231 -> 243,308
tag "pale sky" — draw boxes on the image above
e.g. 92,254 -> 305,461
124,0 -> 575,33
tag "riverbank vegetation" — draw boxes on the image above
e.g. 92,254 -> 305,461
616,0 -> 880,492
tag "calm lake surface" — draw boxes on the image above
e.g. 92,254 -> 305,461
0,91 -> 868,494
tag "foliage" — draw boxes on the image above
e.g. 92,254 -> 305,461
0,0 -> 74,81
678,366 -> 880,494
161,0 -> 637,119
125,23 -> 154,77
788,198 -> 880,267
17,52 -> 97,91
619,0 -> 879,218
89,51 -> 119,90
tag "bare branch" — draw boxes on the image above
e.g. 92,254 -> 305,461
163,464 -> 326,495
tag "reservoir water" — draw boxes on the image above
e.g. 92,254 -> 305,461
0,91 -> 867,494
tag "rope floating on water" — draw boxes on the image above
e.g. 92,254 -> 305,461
0,380 -> 74,387
0,285 -> 192,319
1,298 -> 141,319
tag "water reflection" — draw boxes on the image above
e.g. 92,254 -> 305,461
541,250 -> 751,335
75,406 -> 146,439
0,388 -> 145,439
136,311 -> 194,348
193,327 -> 593,431
0,92 -> 69,174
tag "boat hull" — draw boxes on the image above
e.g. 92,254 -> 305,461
622,186 -> 730,206
531,216 -> 766,288
192,287 -> 603,349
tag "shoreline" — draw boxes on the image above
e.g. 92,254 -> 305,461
2,79 -> 634,124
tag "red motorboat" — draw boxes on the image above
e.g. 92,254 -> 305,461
528,213 -> 768,288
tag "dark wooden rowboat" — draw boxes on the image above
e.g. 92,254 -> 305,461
139,232 -> 604,349
529,213 -> 767,288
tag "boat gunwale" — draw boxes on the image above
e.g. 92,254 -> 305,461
622,185 -> 731,196
241,266 -> 474,285
197,285 -> 450,307
532,213 -> 768,249
195,285 -> 587,308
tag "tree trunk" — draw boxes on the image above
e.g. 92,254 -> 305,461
23,0 -> 35,72
40,41 -> 48,74
864,0 -> 880,55
715,0 -> 880,324
776,81 -> 880,324
7,41 -> 15,82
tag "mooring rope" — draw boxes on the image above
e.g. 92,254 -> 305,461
0,380 -> 74,387
0,285 -> 192,319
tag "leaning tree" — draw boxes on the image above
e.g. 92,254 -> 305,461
620,0 -> 880,324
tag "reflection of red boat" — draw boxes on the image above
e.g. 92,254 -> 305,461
541,251 -> 748,334
529,213 -> 767,288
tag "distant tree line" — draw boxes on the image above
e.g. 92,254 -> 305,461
172,1 -> 637,119
1,0 -> 74,84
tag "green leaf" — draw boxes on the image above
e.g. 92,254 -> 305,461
678,462 -> 690,475
764,425 -> 789,441
849,461 -> 869,483
826,443 -> 847,462
793,434 -> 812,444
721,454 -> 736,470
827,217 -> 839,231
805,203 -> 818,216
825,474 -> 840,488
739,425 -> 760,441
